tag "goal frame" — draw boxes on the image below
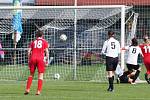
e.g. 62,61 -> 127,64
0,5 -> 126,80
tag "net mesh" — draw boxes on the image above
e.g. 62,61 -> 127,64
0,6 -> 133,82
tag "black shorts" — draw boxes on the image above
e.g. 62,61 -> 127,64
126,64 -> 140,72
119,75 -> 129,83
106,56 -> 118,71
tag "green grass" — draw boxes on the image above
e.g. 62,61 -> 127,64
0,81 -> 149,100
0,64 -> 148,100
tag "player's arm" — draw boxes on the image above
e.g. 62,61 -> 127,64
45,44 -> 49,67
128,72 -> 136,77
28,48 -> 31,62
101,41 -> 107,55
28,41 -> 33,62
139,46 -> 144,57
45,48 -> 49,67
121,46 -> 129,51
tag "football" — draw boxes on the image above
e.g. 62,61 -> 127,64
60,34 -> 67,41
53,73 -> 60,80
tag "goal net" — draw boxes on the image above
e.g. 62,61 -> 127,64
0,5 -> 133,82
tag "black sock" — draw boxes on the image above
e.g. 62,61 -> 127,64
108,77 -> 114,89
132,70 -> 140,83
112,76 -> 114,89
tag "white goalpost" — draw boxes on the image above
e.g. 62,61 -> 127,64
0,5 -> 131,82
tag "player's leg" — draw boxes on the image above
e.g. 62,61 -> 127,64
107,71 -> 115,92
24,61 -> 36,95
116,75 -> 120,84
106,57 -> 118,92
144,62 -> 150,84
24,72 -> 35,95
36,60 -> 45,95
36,72 -> 44,95
126,64 -> 134,73
132,65 -> 141,83
106,57 -> 113,91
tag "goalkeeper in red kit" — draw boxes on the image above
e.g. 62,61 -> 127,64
24,30 -> 49,95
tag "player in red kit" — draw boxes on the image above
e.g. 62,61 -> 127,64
139,35 -> 150,84
24,30 -> 49,95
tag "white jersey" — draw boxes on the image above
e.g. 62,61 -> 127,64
101,37 -> 120,58
125,46 -> 142,65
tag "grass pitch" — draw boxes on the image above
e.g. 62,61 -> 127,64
0,64 -> 148,100
0,81 -> 149,100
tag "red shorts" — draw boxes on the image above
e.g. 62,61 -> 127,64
29,57 -> 45,73
144,58 -> 150,74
